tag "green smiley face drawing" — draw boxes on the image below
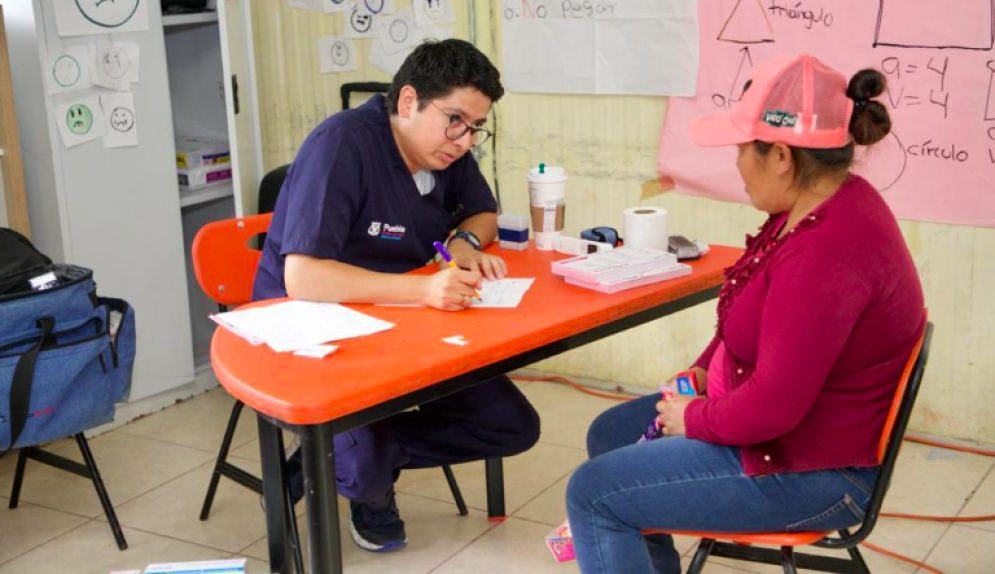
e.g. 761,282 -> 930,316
66,104 -> 94,135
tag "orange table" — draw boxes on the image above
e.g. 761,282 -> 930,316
211,244 -> 741,574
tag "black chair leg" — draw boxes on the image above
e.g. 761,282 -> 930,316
8,447 -> 30,508
485,458 -> 506,520
442,464 -> 468,516
840,529 -> 872,574
75,433 -> 128,550
687,538 -> 714,574
780,546 -> 798,574
201,400 -> 253,520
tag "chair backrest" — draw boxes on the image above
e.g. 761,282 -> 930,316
818,317 -> 933,549
191,213 -> 273,308
340,81 -> 390,111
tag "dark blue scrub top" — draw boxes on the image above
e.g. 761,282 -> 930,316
252,94 -> 497,301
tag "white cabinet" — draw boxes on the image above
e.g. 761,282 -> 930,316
6,0 -> 261,419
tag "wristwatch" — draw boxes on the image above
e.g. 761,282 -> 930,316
448,230 -> 482,251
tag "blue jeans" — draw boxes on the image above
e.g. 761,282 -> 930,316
565,394 -> 879,574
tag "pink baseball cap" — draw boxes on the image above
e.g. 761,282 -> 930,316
690,53 -> 853,149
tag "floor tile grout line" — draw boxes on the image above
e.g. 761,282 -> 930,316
0,516 -> 98,567
425,517 -> 511,574
914,455 -> 995,573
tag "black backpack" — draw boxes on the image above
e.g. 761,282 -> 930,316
0,228 -> 53,296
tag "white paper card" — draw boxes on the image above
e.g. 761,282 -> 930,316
369,34 -> 408,75
93,40 -> 140,88
471,278 -> 535,308
318,36 -> 357,73
44,45 -> 93,95
324,0 -> 350,12
54,0 -> 149,37
294,345 -> 338,358
345,2 -> 379,38
413,0 -> 455,27
376,9 -> 419,55
100,92 -> 138,148
56,97 -> 105,148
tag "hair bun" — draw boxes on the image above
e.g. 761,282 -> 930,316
847,69 -> 890,146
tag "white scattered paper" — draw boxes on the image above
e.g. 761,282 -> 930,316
294,345 -> 339,358
417,25 -> 454,42
100,92 -> 138,148
413,0 -> 455,27
211,301 -> 395,353
44,45 -> 93,95
54,0 -> 149,37
377,9 -> 419,55
369,25 -> 452,75
93,40 -> 140,88
56,97 -> 105,148
345,2 -> 379,38
324,0 -> 350,12
442,335 -> 468,346
289,0 -> 324,11
369,34 -> 408,75
318,36 -> 357,73
501,0 -> 698,96
471,278 -> 535,308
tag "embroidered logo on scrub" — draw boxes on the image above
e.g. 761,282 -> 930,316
367,221 -> 406,241
761,109 -> 798,129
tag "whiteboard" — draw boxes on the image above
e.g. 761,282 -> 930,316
501,0 -> 699,96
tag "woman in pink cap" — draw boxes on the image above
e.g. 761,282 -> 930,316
566,54 -> 925,574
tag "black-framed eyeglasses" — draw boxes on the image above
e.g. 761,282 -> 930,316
427,100 -> 493,147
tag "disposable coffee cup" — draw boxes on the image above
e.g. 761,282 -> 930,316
527,165 -> 567,250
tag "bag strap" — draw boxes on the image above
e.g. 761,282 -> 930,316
7,316 -> 55,450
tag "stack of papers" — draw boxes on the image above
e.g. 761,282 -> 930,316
551,246 -> 691,294
211,301 -> 394,353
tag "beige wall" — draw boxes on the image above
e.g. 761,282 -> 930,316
249,1 -> 995,443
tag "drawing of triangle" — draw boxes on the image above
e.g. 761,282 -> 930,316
985,62 -> 995,121
718,0 -> 775,44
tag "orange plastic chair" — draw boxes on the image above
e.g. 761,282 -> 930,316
191,213 -> 272,309
644,318 -> 933,574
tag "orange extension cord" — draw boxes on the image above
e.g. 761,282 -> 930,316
510,374 -> 995,574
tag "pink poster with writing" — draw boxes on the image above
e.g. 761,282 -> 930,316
658,0 -> 995,226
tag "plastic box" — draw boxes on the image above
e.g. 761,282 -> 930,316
176,136 -> 230,169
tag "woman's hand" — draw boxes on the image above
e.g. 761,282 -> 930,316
656,394 -> 697,436
446,241 -> 508,280
421,267 -> 481,311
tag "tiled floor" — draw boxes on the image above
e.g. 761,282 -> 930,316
1,381 -> 993,574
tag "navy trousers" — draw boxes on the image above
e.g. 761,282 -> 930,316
313,375 -> 540,503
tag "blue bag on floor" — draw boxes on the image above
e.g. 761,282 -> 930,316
0,228 -> 136,451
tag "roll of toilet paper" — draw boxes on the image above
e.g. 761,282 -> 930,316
623,206 -> 668,251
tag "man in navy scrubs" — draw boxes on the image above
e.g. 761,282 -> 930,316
253,39 -> 540,553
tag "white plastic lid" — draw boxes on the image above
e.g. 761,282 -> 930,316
526,165 -> 567,183
498,214 -> 530,229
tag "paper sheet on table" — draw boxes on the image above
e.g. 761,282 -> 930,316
376,278 -> 535,309
471,278 -> 535,308
211,301 -> 395,353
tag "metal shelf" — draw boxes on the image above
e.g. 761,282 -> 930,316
163,11 -> 218,28
179,181 -> 233,209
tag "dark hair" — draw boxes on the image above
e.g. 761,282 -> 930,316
386,39 -> 504,114
754,68 -> 891,188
